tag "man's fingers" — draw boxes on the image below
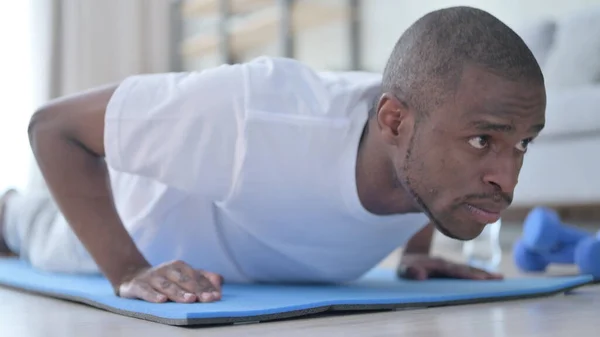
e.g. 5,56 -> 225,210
438,262 -> 477,279
120,282 -> 168,303
198,271 -> 223,301
194,271 -> 222,302
444,263 -> 503,280
164,264 -> 205,292
480,270 -> 504,279
468,267 -> 503,280
200,271 -> 224,290
157,261 -> 217,302
399,254 -> 505,281
490,272 -> 504,279
114,261 -> 226,303
398,265 -> 429,280
149,275 -> 197,303
398,257 -> 449,280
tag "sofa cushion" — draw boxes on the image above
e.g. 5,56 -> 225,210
538,86 -> 600,139
543,6 -> 600,89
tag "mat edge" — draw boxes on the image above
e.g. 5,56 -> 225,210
0,277 -> 593,326
183,279 -> 594,326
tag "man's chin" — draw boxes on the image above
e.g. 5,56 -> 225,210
435,223 -> 466,240
433,219 -> 481,241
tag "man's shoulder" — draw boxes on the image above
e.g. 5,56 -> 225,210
242,56 -> 382,95
241,56 -> 330,95
241,56 -> 382,120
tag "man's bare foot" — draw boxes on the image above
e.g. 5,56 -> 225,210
0,189 -> 17,256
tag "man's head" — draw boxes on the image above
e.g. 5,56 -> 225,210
373,6 -> 546,240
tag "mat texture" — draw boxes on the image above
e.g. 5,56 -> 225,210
0,258 -> 593,326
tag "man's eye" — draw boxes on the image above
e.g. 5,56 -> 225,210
516,138 -> 534,152
468,136 -> 489,149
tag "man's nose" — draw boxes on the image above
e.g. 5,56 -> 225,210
483,158 -> 520,195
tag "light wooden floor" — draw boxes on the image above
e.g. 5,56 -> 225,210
1,229 -> 599,337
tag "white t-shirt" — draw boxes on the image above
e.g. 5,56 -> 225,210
104,56 -> 429,284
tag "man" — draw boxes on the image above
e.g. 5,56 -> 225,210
0,6 -> 545,304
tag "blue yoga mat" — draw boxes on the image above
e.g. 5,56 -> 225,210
0,258 -> 593,326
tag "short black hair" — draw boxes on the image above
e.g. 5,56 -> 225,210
376,6 -> 544,117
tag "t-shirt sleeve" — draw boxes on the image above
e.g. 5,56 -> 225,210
104,63 -> 246,200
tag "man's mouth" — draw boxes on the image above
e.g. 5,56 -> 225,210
464,203 -> 503,224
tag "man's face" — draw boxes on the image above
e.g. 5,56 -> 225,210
381,66 -> 546,240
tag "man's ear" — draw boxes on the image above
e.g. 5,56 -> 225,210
375,92 -> 411,145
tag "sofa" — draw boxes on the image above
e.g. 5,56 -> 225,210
511,6 -> 600,208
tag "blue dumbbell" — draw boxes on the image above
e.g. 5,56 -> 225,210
521,207 -> 589,253
574,234 -> 600,279
513,238 -> 578,272
513,207 -> 600,278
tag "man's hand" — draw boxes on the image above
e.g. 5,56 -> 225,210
397,253 -> 503,280
118,260 -> 224,303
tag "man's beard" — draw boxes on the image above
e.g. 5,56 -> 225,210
399,131 -> 463,240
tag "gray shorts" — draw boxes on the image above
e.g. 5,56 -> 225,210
2,170 -> 99,274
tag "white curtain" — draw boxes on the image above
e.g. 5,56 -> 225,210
1,0 -> 176,193
45,0 -> 175,97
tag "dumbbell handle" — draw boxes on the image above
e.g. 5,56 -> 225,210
558,224 -> 591,245
524,219 -> 590,252
539,244 -> 576,264
514,239 -> 576,274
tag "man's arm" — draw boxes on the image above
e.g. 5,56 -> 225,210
28,84 -> 222,303
402,222 -> 435,255
398,222 -> 503,280
28,84 -> 151,288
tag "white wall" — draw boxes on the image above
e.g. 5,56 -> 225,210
183,0 -> 600,72
356,0 -> 600,72
0,1 -> 35,192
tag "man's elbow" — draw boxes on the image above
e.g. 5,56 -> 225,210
29,85 -> 116,158
28,104 -> 64,148
28,105 -> 51,143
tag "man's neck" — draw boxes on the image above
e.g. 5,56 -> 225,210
355,118 -> 420,216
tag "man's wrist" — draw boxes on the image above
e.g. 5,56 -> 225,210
402,222 -> 434,255
111,259 -> 152,295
